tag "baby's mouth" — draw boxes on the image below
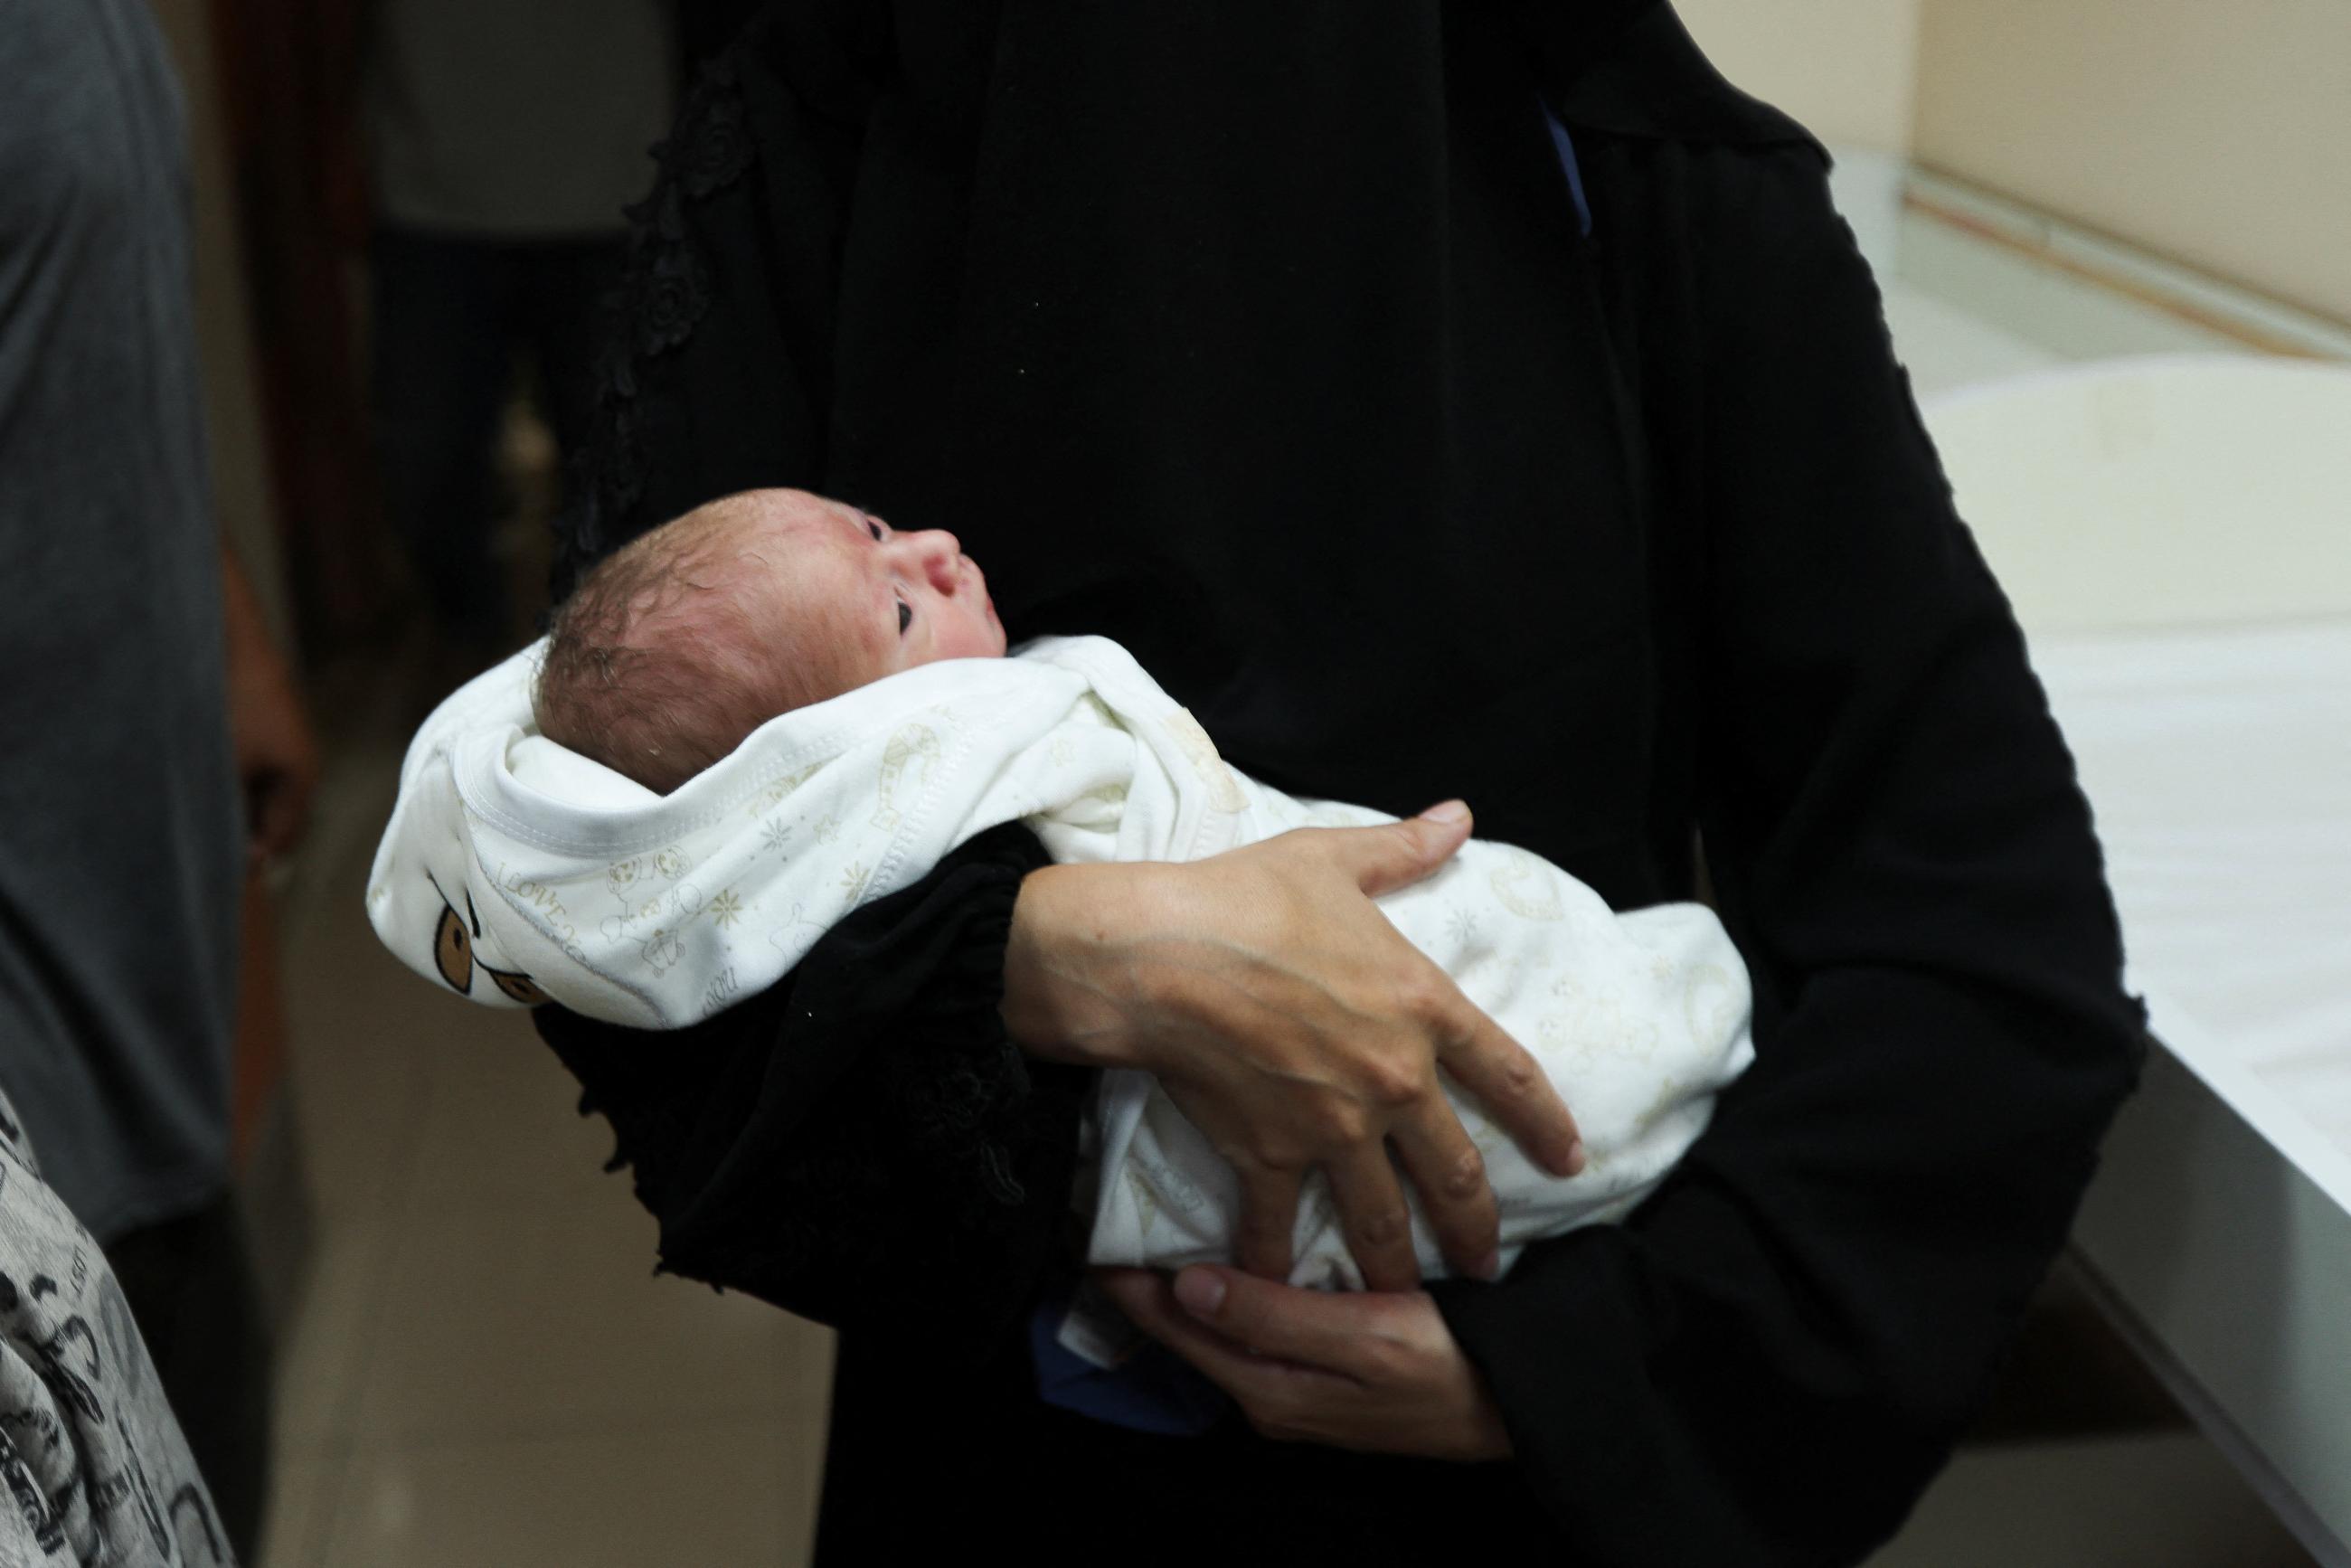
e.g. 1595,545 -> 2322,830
964,557 -> 997,620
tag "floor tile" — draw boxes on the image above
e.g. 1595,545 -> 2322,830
351,1195 -> 832,1441
1897,210 -> 2063,335
401,1017 -> 618,1214
321,1420 -> 817,1568
1883,285 -> 2065,401
1868,1432 -> 2316,1567
256,1448 -> 345,1568
272,1214 -> 398,1449
278,756 -> 441,1221
1827,146 -> 1910,284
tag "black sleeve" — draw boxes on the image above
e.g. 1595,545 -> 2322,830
1430,141 -> 2150,1567
537,821 -> 1091,1359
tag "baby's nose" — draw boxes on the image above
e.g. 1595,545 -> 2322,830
907,529 -> 964,590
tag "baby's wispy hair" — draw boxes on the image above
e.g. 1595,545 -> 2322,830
534,495 -> 818,793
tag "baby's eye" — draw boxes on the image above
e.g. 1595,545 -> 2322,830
868,519 -> 883,542
897,600 -> 912,635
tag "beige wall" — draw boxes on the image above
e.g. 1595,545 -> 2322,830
1675,0 -> 1922,152
1913,0 -> 2351,324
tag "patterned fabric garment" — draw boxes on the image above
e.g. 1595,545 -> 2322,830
369,635 -> 1754,1292
0,1091 -> 231,1566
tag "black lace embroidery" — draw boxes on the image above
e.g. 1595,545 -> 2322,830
675,71 -> 754,198
555,56 -> 754,600
691,1039 -> 1037,1293
890,1036 -> 1035,1208
630,190 -> 716,357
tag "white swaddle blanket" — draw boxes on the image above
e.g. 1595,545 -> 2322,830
369,634 -> 1754,1286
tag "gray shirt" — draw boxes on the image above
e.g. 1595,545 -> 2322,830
364,0 -> 676,237
0,0 -> 242,1242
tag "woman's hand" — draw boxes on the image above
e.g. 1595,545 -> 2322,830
1094,1265 -> 1512,1462
222,548 -> 319,865
1001,802 -> 1584,1290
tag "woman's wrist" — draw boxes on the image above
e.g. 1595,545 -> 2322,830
998,861 -> 1158,1070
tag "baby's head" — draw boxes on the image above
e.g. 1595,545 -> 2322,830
534,487 -> 1005,793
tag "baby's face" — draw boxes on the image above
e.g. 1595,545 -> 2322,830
735,489 -> 1006,694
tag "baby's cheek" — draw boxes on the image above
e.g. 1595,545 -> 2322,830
939,613 -> 1006,662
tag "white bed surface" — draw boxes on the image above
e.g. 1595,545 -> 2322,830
2031,616 -> 2351,1160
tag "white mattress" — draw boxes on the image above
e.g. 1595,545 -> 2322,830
2030,615 -> 2351,1166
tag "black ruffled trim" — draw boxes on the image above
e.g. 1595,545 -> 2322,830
555,55 -> 755,602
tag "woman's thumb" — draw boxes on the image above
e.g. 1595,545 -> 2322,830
1350,799 -> 1473,898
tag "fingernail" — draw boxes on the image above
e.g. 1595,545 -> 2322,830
1477,1250 -> 1503,1282
1564,1139 -> 1587,1176
1175,1269 -> 1226,1318
1420,799 -> 1469,826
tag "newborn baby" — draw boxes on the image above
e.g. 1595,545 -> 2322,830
368,487 -> 1753,1291
532,487 -> 1014,795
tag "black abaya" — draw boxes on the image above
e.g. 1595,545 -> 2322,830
536,5 -> 2148,1563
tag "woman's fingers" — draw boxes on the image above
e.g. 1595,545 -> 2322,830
1435,1003 -> 1586,1179
1389,1100 -> 1502,1280
1232,1162 -> 1303,1281
1173,1266 -> 1384,1373
1091,1270 -> 1358,1440
1095,1269 -> 1515,1462
1298,812 -> 1583,1183
1324,1145 -> 1424,1291
1317,801 -> 1475,901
